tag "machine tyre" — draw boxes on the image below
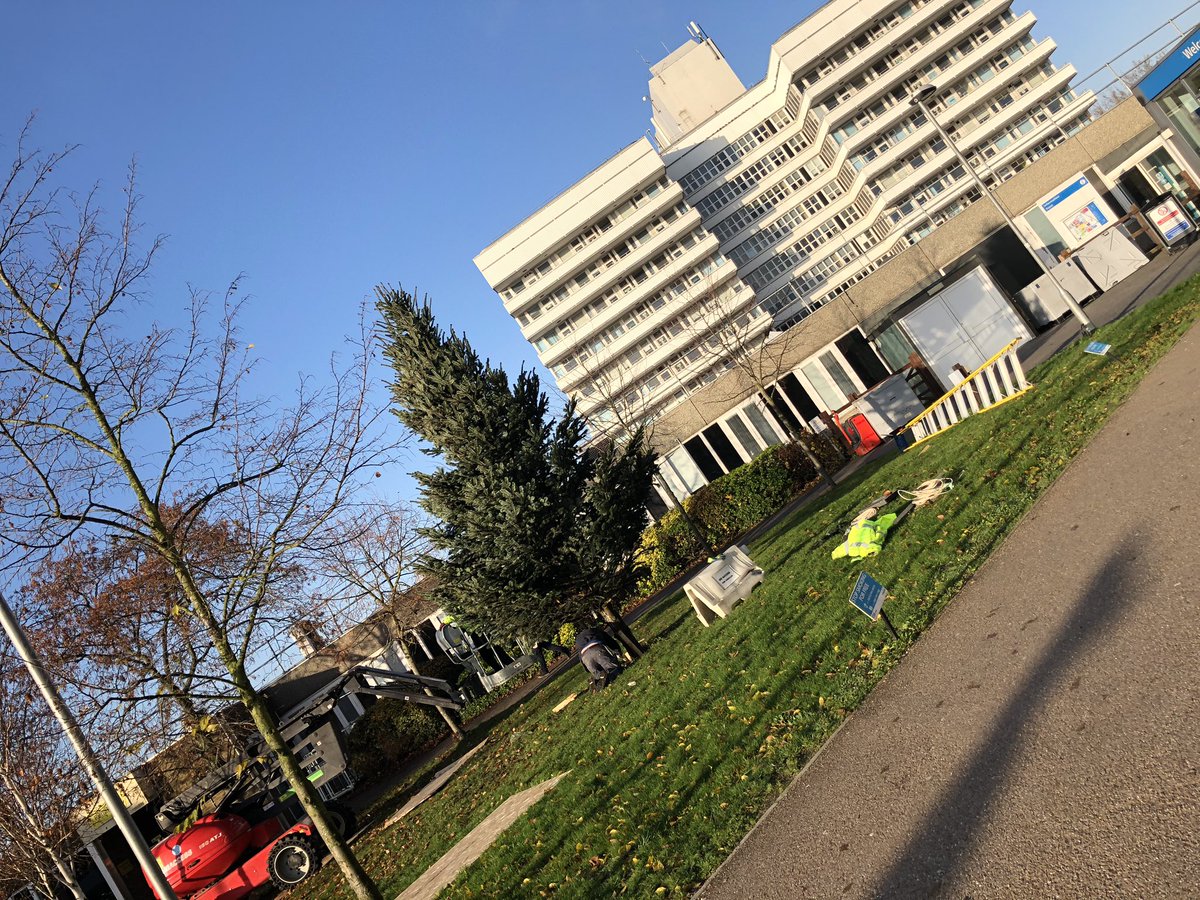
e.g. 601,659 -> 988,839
326,802 -> 357,838
266,833 -> 321,888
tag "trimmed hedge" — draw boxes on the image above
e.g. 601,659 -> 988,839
637,436 -> 847,596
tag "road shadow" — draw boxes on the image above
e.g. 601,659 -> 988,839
866,531 -> 1145,898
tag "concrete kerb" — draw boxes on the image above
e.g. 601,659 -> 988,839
694,713 -> 855,899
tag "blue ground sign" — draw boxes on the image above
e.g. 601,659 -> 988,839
849,572 -> 888,621
1084,341 -> 1112,356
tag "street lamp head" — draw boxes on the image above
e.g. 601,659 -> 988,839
910,83 -> 938,107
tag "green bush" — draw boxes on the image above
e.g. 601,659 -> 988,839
637,435 -> 848,596
636,506 -> 707,598
556,622 -> 577,649
347,698 -> 450,784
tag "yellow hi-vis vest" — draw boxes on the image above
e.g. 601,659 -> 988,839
831,513 -> 898,559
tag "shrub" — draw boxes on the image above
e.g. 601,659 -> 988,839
556,621 -> 577,649
636,505 -> 708,596
636,434 -> 847,596
347,698 -> 450,784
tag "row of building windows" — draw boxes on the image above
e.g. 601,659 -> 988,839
846,30 -> 1042,175
815,0 -> 992,112
889,97 -> 1083,231
898,110 -> 1086,252
501,177 -> 671,301
534,229 -> 710,351
888,163 -> 969,223
774,259 -> 884,332
871,137 -> 949,195
693,133 -> 811,217
709,154 -> 830,243
759,235 -> 867,320
932,35 -> 1043,114
516,201 -> 691,326
736,204 -> 862,290
916,8 -> 1020,83
728,182 -> 853,268
976,88 -> 1078,161
885,93 -> 1077,237
548,252 -> 728,372
631,307 -> 753,403
577,281 -> 748,402
864,43 -> 1060,229
981,117 -> 1086,182
824,3 -> 1007,143
797,0 -> 930,89
904,185 -> 987,242
848,111 -> 929,170
944,63 -> 1056,140
677,87 -> 803,195
588,349 -> 718,433
830,10 -> 1019,146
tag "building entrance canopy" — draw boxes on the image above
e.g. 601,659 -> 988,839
1137,24 -> 1200,160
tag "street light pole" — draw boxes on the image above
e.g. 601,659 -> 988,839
0,590 -> 178,900
910,84 -> 1096,333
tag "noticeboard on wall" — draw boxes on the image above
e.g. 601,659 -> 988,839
1041,177 -> 1117,249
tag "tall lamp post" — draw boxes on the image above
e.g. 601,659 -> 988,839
909,83 -> 1095,334
0,590 -> 179,900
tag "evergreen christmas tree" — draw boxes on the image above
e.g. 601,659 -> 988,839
377,287 -> 653,649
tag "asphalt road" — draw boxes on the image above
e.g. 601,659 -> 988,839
699,325 -> 1200,897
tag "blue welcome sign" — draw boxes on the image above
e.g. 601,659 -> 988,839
1136,24 -> 1200,101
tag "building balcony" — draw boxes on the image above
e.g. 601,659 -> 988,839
561,258 -> 749,395
505,181 -> 687,319
575,288 -> 771,422
522,211 -> 706,347
538,230 -> 721,368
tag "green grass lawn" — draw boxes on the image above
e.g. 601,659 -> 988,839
307,279 -> 1200,900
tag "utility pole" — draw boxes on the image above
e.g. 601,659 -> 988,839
0,591 -> 178,900
910,84 -> 1096,334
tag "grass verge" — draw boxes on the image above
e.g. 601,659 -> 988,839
307,278 -> 1200,899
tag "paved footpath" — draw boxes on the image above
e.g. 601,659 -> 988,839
700,325 -> 1200,899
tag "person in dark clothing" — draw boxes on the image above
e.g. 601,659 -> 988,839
574,626 -> 624,689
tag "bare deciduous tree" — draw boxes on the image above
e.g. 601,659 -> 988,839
1091,51 -> 1171,116
321,500 -> 464,737
0,125 -> 396,899
0,650 -> 90,900
23,509 -> 293,774
674,279 -> 835,486
570,352 -> 709,548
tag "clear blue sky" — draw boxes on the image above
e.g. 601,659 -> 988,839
2,0 -> 1194,496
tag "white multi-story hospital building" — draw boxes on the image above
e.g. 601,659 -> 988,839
476,0 -> 1193,508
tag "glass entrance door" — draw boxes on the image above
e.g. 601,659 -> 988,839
1155,74 -> 1200,167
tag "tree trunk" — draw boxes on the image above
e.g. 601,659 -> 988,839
600,604 -> 643,659
169,555 -> 382,900
47,853 -> 86,900
397,642 -> 463,738
7,787 -> 87,900
764,393 -> 835,489
240,672 -> 383,900
61,294 -> 381,897
653,473 -> 712,553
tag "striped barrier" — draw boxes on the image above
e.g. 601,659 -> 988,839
897,339 -> 1032,449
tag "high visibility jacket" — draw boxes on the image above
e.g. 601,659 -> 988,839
832,513 -> 898,559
